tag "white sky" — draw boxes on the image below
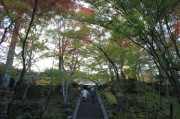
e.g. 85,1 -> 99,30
34,58 -> 55,71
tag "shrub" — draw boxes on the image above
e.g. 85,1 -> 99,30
103,92 -> 117,106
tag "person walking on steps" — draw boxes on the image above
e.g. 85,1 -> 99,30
81,88 -> 89,102
91,86 -> 96,104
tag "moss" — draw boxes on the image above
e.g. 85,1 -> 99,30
101,80 -> 180,119
116,92 -> 123,97
103,92 -> 117,105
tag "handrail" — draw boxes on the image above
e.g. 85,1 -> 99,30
97,92 -> 109,119
72,94 -> 81,119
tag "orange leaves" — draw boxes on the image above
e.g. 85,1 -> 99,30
25,0 -> 57,5
171,5 -> 180,36
52,0 -> 75,13
79,37 -> 91,45
173,19 -> 180,35
27,0 -> 74,13
2,0 -> 96,21
122,39 -> 131,48
80,7 -> 94,15
77,6 -> 97,16
116,38 -> 131,48
2,0 -> 77,17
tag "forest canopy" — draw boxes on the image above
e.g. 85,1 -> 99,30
0,0 -> 180,119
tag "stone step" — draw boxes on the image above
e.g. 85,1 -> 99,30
76,94 -> 105,119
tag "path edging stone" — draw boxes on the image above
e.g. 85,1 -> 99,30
97,92 -> 109,119
72,95 -> 81,119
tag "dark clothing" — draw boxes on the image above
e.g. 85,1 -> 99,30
91,89 -> 96,97
90,88 -> 96,104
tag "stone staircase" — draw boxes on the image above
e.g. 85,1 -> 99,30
76,94 -> 105,119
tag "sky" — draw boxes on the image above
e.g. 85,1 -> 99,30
32,58 -> 55,71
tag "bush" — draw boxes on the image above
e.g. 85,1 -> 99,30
103,92 -> 117,106
124,78 -> 138,93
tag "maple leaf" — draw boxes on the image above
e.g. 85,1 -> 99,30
78,6 -> 97,16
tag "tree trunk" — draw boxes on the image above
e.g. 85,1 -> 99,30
108,63 -> 115,93
59,56 -> 66,72
3,73 -> 10,88
59,53 -> 69,104
3,22 -> 20,88
159,79 -> 162,108
135,74 -> 141,104
120,53 -> 126,80
6,0 -> 38,117
164,78 -> 170,104
170,103 -> 173,119
124,97 -> 134,119
22,84 -> 30,100
22,42 -> 34,101
169,70 -> 180,103
62,79 -> 68,105
39,81 -> 53,118
39,63 -> 53,118
140,70 -> 149,119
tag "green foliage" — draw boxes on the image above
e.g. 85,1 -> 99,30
101,80 -> 180,119
42,111 -> 65,119
41,69 -> 68,85
86,0 -> 180,79
25,73 -> 40,84
0,63 -> 20,81
116,92 -> 123,97
53,70 -> 66,79
124,78 -> 138,93
103,92 -> 117,106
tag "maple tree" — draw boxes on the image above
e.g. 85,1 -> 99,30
84,0 -> 180,103
0,0 -> 81,87
0,0 -> 82,118
44,15 -> 90,104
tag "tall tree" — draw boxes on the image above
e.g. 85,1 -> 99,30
46,16 -> 88,104
3,22 -> 20,87
1,0 -> 77,87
